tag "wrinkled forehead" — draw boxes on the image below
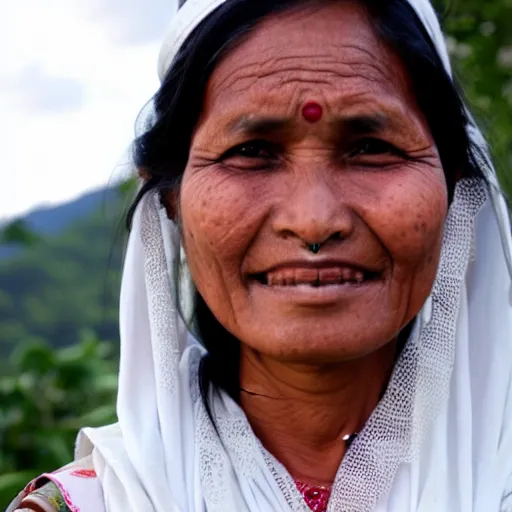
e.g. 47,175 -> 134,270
201,1 -> 415,120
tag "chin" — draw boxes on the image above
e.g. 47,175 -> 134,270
243,321 -> 399,365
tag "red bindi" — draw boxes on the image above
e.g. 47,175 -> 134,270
301,102 -> 323,123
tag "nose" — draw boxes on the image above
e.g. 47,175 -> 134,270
272,176 -> 355,247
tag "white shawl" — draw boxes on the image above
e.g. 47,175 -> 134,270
74,1 -> 512,511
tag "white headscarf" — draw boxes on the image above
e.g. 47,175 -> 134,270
75,1 -> 512,511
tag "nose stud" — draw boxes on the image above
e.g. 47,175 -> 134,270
308,243 -> 322,254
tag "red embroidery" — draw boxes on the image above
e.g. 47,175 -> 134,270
41,473 -> 81,512
296,480 -> 331,512
25,480 -> 37,494
70,469 -> 97,478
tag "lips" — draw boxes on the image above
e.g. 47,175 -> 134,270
250,259 -> 381,288
265,266 -> 367,286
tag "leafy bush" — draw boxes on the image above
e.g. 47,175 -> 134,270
435,0 -> 512,191
0,332 -> 117,508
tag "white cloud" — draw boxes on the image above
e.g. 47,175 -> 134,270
84,0 -> 175,45
5,65 -> 86,113
0,0 -> 169,220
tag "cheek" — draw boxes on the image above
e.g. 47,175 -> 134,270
178,170 -> 267,294
386,174 -> 447,265
364,167 -> 448,316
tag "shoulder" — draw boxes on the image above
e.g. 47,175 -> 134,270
8,456 -> 103,512
13,480 -> 70,512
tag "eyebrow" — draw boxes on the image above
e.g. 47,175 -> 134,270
227,113 -> 391,137
228,116 -> 293,136
338,114 -> 390,134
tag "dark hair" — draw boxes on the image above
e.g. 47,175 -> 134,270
129,0 -> 486,416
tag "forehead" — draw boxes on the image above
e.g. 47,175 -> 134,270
202,1 -> 415,120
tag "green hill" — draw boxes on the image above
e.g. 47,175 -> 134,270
0,188 -> 129,359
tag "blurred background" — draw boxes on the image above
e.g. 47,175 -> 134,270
0,0 -> 511,507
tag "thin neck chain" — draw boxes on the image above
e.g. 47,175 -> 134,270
342,432 -> 358,447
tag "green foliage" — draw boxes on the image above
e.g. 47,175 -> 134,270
0,220 -> 41,247
0,187 -> 128,507
0,333 -> 118,508
0,194 -> 127,358
435,0 -> 512,191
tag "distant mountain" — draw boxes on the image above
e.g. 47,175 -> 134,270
0,186 -> 129,356
0,187 -> 121,259
23,188 -> 120,235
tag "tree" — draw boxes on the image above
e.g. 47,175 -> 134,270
435,0 -> 512,192
0,220 -> 41,247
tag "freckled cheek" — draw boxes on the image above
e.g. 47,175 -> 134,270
179,175 -> 266,276
368,178 -> 447,325
374,180 -> 448,267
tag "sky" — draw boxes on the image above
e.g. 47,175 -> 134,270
0,0 -> 174,220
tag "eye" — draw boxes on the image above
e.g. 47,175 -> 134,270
348,138 -> 400,157
345,138 -> 410,168
219,140 -> 279,171
223,140 -> 275,159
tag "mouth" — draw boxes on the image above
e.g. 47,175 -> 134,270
251,264 -> 381,288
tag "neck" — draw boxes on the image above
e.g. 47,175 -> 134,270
239,343 -> 396,487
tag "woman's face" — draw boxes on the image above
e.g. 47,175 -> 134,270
177,1 -> 448,363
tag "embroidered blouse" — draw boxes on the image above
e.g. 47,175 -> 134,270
13,470 -> 331,512
10,458 -> 98,512
15,481 -> 71,512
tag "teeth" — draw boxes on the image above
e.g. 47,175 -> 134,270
318,267 -> 343,284
354,271 -> 364,284
264,267 -> 368,286
341,267 -> 354,282
284,269 -> 295,286
296,268 -> 321,283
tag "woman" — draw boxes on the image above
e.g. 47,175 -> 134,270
8,0 -> 512,511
